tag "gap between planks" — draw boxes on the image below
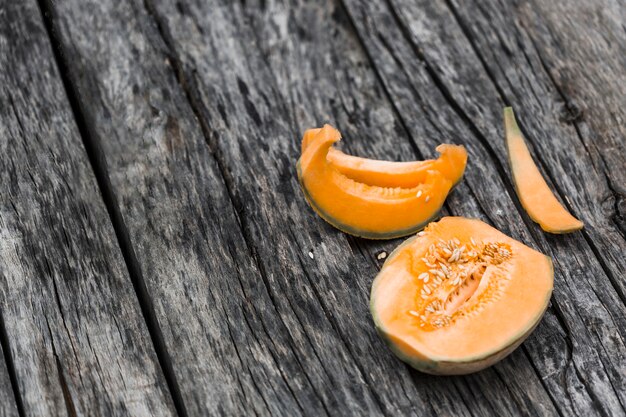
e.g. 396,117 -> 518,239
0,309 -> 27,417
35,0 -> 188,415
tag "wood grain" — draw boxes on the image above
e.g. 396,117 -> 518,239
147,0 -> 626,415
131,0 -> 598,415
0,1 -> 176,415
340,0 -> 626,414
13,0 -> 626,415
43,0 -> 328,414
0,337 -> 19,417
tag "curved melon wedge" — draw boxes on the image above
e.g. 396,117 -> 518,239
302,128 -> 467,188
297,125 -> 453,239
370,217 -> 553,375
504,108 -> 583,233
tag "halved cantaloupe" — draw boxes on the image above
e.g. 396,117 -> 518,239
297,125 -> 467,239
504,108 -> 583,233
302,128 -> 467,188
370,217 -> 553,374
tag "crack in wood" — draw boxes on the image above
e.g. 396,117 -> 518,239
521,346 -> 565,417
0,310 -> 26,417
9,0 -> 623,415
35,1 -> 188,416
339,0 -> 626,414
445,0 -> 626,304
138,2 -> 332,414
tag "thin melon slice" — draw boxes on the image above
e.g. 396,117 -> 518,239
504,108 -> 583,233
370,217 -> 553,374
297,125 -> 460,239
302,128 -> 467,188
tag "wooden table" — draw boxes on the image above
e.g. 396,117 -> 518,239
1,0 -> 624,415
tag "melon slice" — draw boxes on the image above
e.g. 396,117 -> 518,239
297,125 -> 466,239
302,128 -> 467,188
504,108 -> 583,233
370,217 -> 553,374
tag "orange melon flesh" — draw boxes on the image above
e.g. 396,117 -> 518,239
370,217 -> 553,374
504,108 -> 583,233
302,128 -> 467,188
297,125 -> 456,239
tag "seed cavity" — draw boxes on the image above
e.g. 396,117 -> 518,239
409,237 -> 513,330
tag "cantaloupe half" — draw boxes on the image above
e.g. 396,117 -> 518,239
370,217 -> 553,374
297,125 -> 467,239
504,108 -> 583,233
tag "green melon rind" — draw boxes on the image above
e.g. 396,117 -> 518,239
369,228 -> 554,375
296,161 -> 445,240
503,107 -> 583,234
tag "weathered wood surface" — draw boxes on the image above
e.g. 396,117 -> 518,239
2,0 -> 625,415
0,1 -> 176,415
0,338 -> 19,417
134,0 -> 560,415
43,0 -> 556,414
341,0 -> 626,414
144,0 -> 626,415
43,0 -> 340,415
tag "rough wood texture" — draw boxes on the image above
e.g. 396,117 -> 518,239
44,0 -> 329,415
0,341 -> 19,417
444,0 -> 626,306
340,0 -> 626,414
146,0 -> 563,414
0,2 -> 176,415
138,0 -> 626,415
6,0 -> 626,415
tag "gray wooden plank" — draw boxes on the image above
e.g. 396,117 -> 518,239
41,0 -> 329,415
0,336 -> 19,417
517,0 -> 626,223
0,1 -> 177,415
42,0 -> 625,416
503,0 -> 626,306
377,0 -> 626,300
42,0 -> 554,414
130,0 -> 569,415
340,0 -> 626,415
239,4 -> 564,414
